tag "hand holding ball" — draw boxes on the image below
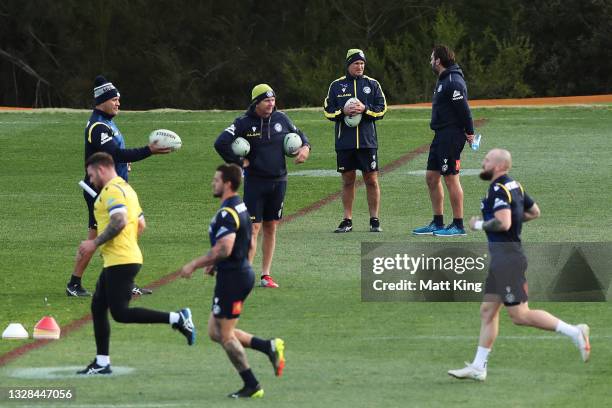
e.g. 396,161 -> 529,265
343,97 -> 362,127
149,129 -> 182,152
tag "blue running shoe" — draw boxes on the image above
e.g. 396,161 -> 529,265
173,308 -> 196,345
433,224 -> 466,237
412,222 -> 444,236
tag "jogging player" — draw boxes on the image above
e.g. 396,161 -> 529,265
76,152 -> 195,375
448,148 -> 590,381
179,163 -> 285,398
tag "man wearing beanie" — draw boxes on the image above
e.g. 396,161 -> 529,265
323,49 -> 387,233
66,75 -> 171,297
215,84 -> 311,289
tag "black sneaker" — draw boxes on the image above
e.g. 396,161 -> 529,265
66,283 -> 91,297
370,217 -> 382,232
334,218 -> 352,233
228,384 -> 264,399
77,360 -> 112,375
172,308 -> 196,345
132,285 -> 153,296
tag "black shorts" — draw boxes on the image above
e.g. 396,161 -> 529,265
212,267 -> 255,319
336,148 -> 379,173
243,178 -> 287,223
484,251 -> 529,306
93,263 -> 140,307
84,190 -> 98,229
426,128 -> 466,175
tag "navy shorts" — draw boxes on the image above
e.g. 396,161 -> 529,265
484,251 -> 529,306
243,178 -> 287,223
84,190 -> 98,229
336,148 -> 379,173
426,128 -> 466,175
212,267 -> 255,319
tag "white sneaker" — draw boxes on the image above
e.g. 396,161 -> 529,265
448,363 -> 487,381
575,324 -> 591,362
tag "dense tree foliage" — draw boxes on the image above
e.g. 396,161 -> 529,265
1,0 -> 610,108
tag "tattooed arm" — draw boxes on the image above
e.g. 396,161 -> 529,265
76,212 -> 127,261
94,212 -> 127,246
469,209 -> 511,232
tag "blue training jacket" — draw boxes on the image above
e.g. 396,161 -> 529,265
214,105 -> 310,181
323,73 -> 387,151
430,64 -> 474,135
83,109 -> 151,186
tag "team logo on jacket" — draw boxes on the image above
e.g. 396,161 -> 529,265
437,84 -> 442,92
274,123 -> 282,132
363,86 -> 371,94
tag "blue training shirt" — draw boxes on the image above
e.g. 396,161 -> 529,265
209,195 -> 252,272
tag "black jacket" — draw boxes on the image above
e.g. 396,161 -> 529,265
430,64 -> 474,135
214,105 -> 310,181
323,73 -> 387,150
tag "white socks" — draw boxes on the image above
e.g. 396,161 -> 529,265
96,355 -> 110,366
472,346 -> 490,370
169,312 -> 180,325
555,320 -> 580,339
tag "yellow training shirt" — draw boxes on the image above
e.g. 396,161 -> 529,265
94,176 -> 143,267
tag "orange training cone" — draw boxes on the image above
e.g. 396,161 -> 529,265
33,316 -> 60,340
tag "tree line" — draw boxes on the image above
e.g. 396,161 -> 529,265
1,0 -> 610,109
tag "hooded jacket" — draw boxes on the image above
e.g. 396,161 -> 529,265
214,105 -> 310,181
430,64 -> 474,135
323,73 -> 387,151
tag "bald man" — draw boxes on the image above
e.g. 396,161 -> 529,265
448,148 -> 591,381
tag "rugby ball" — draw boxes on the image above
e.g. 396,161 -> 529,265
343,97 -> 362,127
231,137 -> 250,157
283,133 -> 303,157
149,129 -> 182,151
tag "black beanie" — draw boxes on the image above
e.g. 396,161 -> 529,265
93,75 -> 120,105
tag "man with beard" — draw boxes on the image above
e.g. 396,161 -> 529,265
179,164 -> 285,398
448,148 -> 591,381
413,45 -> 474,237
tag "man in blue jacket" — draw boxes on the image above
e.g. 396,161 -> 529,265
413,45 -> 475,237
214,84 -> 310,288
324,49 -> 387,233
67,75 -> 171,297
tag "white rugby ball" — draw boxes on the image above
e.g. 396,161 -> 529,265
231,137 -> 250,157
149,129 -> 182,151
283,133 -> 303,157
343,97 -> 362,127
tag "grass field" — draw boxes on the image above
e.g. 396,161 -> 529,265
1,105 -> 611,407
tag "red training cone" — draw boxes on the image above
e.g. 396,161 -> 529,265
33,316 -> 60,340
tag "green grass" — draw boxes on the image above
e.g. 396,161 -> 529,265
1,106 -> 611,407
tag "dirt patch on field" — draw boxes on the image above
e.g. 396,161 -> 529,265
3,94 -> 611,112
396,94 -> 612,108
474,118 -> 488,127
